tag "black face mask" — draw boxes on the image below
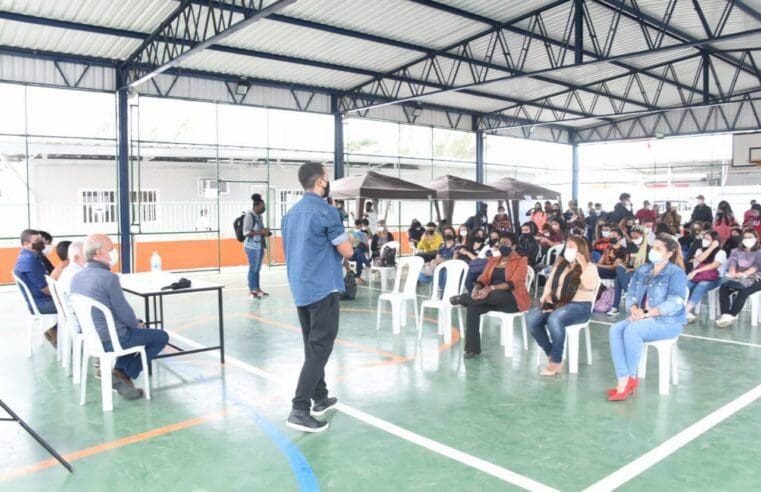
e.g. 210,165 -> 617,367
444,234 -> 455,241
610,237 -> 619,245
322,181 -> 330,199
499,245 -> 512,257
32,240 -> 45,253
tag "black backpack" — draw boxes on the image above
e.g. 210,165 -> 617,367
381,247 -> 397,267
233,212 -> 249,242
340,272 -> 357,301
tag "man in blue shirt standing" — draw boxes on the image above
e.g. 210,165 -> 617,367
282,163 -> 353,432
13,229 -> 58,347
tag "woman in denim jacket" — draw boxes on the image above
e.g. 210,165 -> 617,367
608,234 -> 687,401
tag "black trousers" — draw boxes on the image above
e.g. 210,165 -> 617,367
292,292 -> 340,411
719,279 -> 761,316
459,290 -> 518,354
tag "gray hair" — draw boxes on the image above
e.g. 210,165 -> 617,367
68,241 -> 84,261
83,237 -> 104,262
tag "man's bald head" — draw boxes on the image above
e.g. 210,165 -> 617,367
83,234 -> 114,264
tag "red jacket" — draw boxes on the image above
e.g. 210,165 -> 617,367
476,254 -> 530,312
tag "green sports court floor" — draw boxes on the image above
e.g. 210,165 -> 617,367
1,267 -> 760,491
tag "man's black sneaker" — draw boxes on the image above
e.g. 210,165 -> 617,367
286,409 -> 329,433
311,397 -> 338,417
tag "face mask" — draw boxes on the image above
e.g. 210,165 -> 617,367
731,235 -> 740,243
499,246 -> 512,257
602,231 -> 610,238
702,238 -> 711,248
260,206 -> 266,214
648,249 -> 663,264
521,231 -> 530,237
595,208 -> 601,213
322,180 -> 330,199
610,237 -> 618,245
489,238 -> 498,246
743,238 -> 757,249
32,241 -> 45,253
444,234 -> 455,241
459,230 -> 468,237
563,248 -> 577,262
633,237 -> 643,246
698,200 -> 704,205
543,232 -> 551,237
42,245 -> 52,256
378,226 -> 385,232
108,248 -> 119,267
644,227 -> 652,234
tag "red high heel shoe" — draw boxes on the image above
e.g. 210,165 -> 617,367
608,377 -> 639,401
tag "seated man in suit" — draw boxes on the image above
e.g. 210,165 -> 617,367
13,228 -> 57,348
70,234 -> 168,401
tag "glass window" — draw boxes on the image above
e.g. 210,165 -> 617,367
138,97 -> 216,144
0,83 -> 25,134
26,86 -> 115,138
268,109 -> 332,152
217,104 -> 268,147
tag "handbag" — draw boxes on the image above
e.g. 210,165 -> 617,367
340,272 -> 357,300
692,268 -> 719,283
593,288 -> 615,313
721,275 -> 759,290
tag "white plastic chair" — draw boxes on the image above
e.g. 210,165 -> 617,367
637,287 -> 688,395
417,260 -> 467,344
13,273 -> 58,358
534,244 -> 563,296
44,276 -> 68,368
377,256 -> 424,334
748,291 -> 761,326
70,294 -> 151,412
693,285 -> 719,320
369,241 -> 400,292
536,281 -> 601,374
479,268 -> 535,358
47,276 -> 86,383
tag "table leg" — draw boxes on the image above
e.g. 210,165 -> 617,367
159,295 -> 165,331
218,288 -> 225,364
144,297 -> 151,329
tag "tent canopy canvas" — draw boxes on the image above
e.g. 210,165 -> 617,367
487,177 -> 561,201
425,175 -> 504,201
330,171 -> 435,200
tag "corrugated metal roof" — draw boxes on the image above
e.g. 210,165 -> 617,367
0,19 -> 139,60
283,0 -> 488,51
0,0 -> 174,33
180,50 -> 371,90
220,18 -> 420,74
478,77 -> 568,102
415,90 -> 510,113
443,0 -> 561,24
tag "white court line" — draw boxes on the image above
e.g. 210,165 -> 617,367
589,320 -> 761,349
166,329 -> 558,492
583,382 -> 761,492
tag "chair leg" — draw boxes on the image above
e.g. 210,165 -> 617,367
584,325 -> 592,366
657,347 -> 670,395
638,346 -> 649,379
413,298 -> 420,331
442,308 -> 452,345
80,351 -> 89,406
417,305 -> 427,340
140,350 -> 151,400
567,330 -> 579,374
521,315 -> 528,351
380,270 -> 388,291
376,299 -> 383,331
457,307 -> 464,339
73,337 -> 82,385
391,300 -> 401,334
503,319 -> 514,358
27,317 -> 33,358
752,295 -> 759,327
62,326 -> 71,375
101,358 -> 113,412
671,344 -> 679,386
400,299 -> 408,328
479,315 -> 485,339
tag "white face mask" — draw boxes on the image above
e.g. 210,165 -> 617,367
702,238 -> 711,248
460,230 -> 468,237
377,226 -> 385,232
42,245 -> 52,256
563,248 -> 577,262
743,238 -> 757,249
602,231 -> 610,238
633,237 -> 643,246
543,231 -> 551,237
644,227 -> 652,234
108,248 -> 119,267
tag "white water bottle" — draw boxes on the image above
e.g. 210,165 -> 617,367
150,251 -> 162,272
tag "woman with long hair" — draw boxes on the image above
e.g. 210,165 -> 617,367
716,228 -> 761,327
528,236 -> 600,376
714,200 -> 738,243
528,201 -> 547,231
607,226 -> 649,316
607,234 -> 687,401
685,229 -> 726,323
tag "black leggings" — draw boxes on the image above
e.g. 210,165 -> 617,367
719,279 -> 761,316
458,290 -> 518,354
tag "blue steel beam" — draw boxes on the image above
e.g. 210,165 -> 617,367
116,72 -> 132,273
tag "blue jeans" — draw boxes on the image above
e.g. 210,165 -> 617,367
352,249 -> 370,277
609,318 -> 682,378
34,296 -> 57,315
103,327 -> 169,380
687,279 -> 720,307
245,247 -> 263,291
614,266 -> 634,309
527,302 -> 592,363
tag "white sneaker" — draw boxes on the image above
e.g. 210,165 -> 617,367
716,314 -> 736,328
606,307 -> 619,316
686,312 -> 696,323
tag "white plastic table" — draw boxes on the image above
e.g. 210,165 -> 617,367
120,272 -> 225,366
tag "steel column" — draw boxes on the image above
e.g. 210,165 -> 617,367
572,138 -> 580,202
574,0 -> 584,65
475,129 -> 485,184
116,75 -> 132,273
332,95 -> 345,180
703,51 -> 710,104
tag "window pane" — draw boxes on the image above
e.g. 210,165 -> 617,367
0,83 -> 25,134
26,86 -> 115,138
138,97 -> 216,144
268,109 -> 332,152
218,104 -> 268,147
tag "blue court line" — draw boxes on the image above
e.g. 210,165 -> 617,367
163,360 -> 320,492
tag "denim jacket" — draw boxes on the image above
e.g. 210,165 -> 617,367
625,261 -> 687,324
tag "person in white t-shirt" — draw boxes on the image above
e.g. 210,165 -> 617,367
685,229 -> 727,323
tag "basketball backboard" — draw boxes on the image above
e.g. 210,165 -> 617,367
733,132 -> 761,167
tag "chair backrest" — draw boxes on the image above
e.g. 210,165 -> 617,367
525,267 -> 535,292
69,294 -> 123,355
12,272 -> 40,317
45,276 -> 67,324
391,256 -> 424,296
545,244 -> 564,265
588,280 -> 602,314
380,241 -> 400,258
431,259 -> 468,300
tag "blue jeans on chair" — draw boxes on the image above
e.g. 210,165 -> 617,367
614,266 -> 634,309
352,249 -> 370,277
245,247 -> 263,291
687,279 -> 720,307
609,318 -> 682,378
34,296 -> 57,315
103,327 -> 169,380
527,302 -> 591,363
